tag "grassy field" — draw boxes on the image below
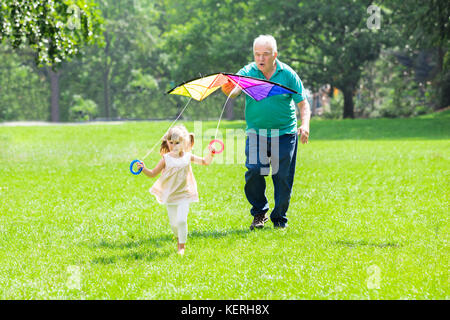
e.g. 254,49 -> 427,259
0,113 -> 448,299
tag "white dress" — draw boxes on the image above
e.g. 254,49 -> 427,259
149,152 -> 199,204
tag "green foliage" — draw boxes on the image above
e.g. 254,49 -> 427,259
162,0 -> 258,79
128,69 -> 158,92
69,94 -> 98,121
58,0 -> 172,120
355,52 -> 438,118
0,46 -> 49,121
0,0 -> 104,66
161,0 -> 390,118
0,0 -> 448,122
322,91 -> 344,120
276,0 -> 390,118
386,0 -> 450,50
386,0 -> 450,109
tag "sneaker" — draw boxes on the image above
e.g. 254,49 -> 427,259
273,223 -> 288,229
250,214 -> 269,230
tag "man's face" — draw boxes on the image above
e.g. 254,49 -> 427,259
253,42 -> 277,74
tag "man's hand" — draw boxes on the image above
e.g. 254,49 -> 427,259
297,99 -> 311,144
221,80 -> 241,98
297,125 -> 309,144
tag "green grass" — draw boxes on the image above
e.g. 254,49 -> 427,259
0,116 -> 448,299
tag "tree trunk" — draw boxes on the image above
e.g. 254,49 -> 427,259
436,0 -> 447,109
311,92 -> 317,116
49,68 -> 60,122
342,86 -> 355,119
103,32 -> 111,119
103,65 -> 110,119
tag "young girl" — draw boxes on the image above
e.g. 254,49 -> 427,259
136,124 -> 215,255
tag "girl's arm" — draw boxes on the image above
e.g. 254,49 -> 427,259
191,149 -> 215,166
138,157 -> 165,178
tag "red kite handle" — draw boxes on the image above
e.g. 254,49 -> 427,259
208,139 -> 224,154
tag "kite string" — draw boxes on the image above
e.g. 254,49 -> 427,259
141,97 -> 193,161
214,91 -> 232,140
214,77 -> 242,140
140,74 -> 240,160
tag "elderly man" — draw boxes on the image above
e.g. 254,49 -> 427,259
222,35 -> 311,230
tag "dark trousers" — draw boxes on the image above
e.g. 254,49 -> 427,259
244,132 -> 298,227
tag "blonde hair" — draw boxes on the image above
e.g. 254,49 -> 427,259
160,124 -> 194,156
253,35 -> 278,54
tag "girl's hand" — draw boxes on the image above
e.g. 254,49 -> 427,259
136,161 -> 145,169
208,145 -> 217,155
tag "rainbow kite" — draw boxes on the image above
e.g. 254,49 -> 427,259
167,72 -> 298,101
130,73 -> 299,175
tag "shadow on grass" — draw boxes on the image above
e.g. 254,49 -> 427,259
91,234 -> 174,250
91,250 -> 172,265
89,235 -> 174,265
189,228 -> 251,239
333,240 -> 401,248
89,227 -> 251,264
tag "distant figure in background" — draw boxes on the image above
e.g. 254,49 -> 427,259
222,35 -> 311,230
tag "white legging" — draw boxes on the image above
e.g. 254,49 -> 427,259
166,202 -> 189,244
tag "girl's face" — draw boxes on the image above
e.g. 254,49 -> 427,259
168,138 -> 184,154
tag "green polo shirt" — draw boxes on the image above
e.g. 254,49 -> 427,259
237,59 -> 306,137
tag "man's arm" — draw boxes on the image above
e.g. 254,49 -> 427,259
297,99 -> 311,144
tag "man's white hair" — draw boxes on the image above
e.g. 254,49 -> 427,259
253,35 -> 278,54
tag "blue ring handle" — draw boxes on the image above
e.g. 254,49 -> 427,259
130,159 -> 143,175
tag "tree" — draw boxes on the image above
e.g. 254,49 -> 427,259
162,0 -> 390,119
266,0 -> 390,118
0,0 -> 103,121
161,0 -> 265,119
0,45 -> 49,121
386,0 -> 450,109
56,0 -> 171,121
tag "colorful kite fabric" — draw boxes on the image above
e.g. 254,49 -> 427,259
167,73 -> 298,101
